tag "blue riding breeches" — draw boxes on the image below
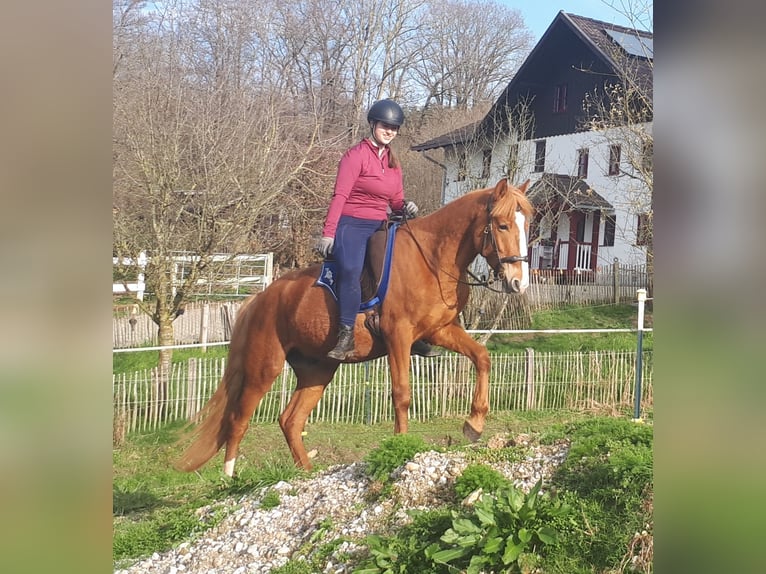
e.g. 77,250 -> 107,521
333,215 -> 384,326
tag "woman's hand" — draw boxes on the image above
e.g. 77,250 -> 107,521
315,237 -> 335,258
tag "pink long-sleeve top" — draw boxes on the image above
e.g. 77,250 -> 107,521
321,138 -> 405,238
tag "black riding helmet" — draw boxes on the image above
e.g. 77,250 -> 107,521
367,99 -> 405,127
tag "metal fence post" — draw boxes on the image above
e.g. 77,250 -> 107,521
633,289 -> 647,421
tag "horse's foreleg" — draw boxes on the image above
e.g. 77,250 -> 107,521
223,355 -> 285,477
386,338 -> 413,435
279,361 -> 337,470
429,323 -> 491,441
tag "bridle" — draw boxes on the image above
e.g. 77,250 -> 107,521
399,193 -> 530,294
482,197 -> 529,268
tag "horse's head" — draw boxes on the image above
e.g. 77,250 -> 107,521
481,178 -> 534,294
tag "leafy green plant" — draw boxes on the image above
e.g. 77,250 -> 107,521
453,463 -> 512,499
425,481 -> 570,574
270,560 -> 315,574
354,509 -> 452,574
364,434 -> 430,481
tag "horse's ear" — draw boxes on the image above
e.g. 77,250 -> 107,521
518,179 -> 531,195
492,178 -> 509,199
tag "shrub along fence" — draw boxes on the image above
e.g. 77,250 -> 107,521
112,350 -> 653,436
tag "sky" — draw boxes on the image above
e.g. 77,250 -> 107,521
500,1 -> 653,41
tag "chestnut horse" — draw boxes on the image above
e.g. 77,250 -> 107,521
175,178 -> 532,476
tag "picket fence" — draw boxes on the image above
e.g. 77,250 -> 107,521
112,349 -> 653,435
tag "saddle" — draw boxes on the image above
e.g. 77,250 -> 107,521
315,220 -> 400,337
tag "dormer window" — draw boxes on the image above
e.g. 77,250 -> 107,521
553,84 -> 568,113
577,148 -> 589,178
534,140 -> 546,172
608,144 -> 621,176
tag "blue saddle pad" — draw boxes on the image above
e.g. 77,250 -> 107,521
315,222 -> 399,311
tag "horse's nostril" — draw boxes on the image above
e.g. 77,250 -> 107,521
510,278 -> 521,293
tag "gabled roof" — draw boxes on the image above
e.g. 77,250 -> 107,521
412,11 -> 653,152
562,12 -> 653,99
410,121 -> 481,152
528,174 -> 613,211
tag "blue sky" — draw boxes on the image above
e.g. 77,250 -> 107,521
500,1 -> 653,41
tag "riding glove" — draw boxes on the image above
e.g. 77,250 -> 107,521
315,236 -> 335,258
404,201 -> 419,218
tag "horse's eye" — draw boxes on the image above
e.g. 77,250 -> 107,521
498,224 -> 509,231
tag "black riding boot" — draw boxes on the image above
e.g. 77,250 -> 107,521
410,339 -> 441,358
327,324 -> 355,360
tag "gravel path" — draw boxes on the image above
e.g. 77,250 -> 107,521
115,434 -> 569,574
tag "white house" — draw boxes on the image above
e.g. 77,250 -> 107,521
412,11 -> 653,275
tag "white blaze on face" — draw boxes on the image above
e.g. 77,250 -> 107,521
514,210 -> 529,290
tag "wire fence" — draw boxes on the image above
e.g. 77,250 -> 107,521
112,349 -> 652,438
112,262 -> 651,348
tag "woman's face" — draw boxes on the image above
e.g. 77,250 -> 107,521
372,121 -> 399,145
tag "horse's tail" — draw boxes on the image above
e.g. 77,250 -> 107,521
173,297 -> 256,473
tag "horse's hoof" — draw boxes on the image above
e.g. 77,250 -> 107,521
462,421 -> 482,443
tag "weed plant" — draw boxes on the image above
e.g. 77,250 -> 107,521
453,464 -> 512,499
363,434 -> 431,481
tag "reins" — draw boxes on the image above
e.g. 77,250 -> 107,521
399,192 -> 528,295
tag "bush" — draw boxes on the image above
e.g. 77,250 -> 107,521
364,434 -> 430,481
454,463 -> 512,499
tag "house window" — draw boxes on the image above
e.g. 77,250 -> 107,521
636,212 -> 651,246
602,213 -> 616,246
534,140 -> 546,172
456,149 -> 467,181
608,144 -> 621,175
577,148 -> 589,178
553,84 -> 567,113
641,139 -> 653,172
507,143 -> 519,178
481,149 -> 492,179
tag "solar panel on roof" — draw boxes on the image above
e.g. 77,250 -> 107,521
604,28 -> 653,59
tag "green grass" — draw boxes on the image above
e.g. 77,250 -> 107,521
112,419 -> 305,566
113,344 -> 229,375
487,302 -> 653,353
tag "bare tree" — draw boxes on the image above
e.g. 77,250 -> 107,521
412,0 -> 533,109
113,1 -> 323,374
581,3 -> 653,287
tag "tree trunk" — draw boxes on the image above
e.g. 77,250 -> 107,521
156,314 -> 175,422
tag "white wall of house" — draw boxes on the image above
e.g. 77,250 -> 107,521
439,123 -> 652,269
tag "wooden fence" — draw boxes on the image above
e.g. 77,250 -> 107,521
113,350 -> 653,435
112,263 -> 651,348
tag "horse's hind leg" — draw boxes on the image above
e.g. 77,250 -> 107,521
223,350 -> 286,477
279,360 -> 338,470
